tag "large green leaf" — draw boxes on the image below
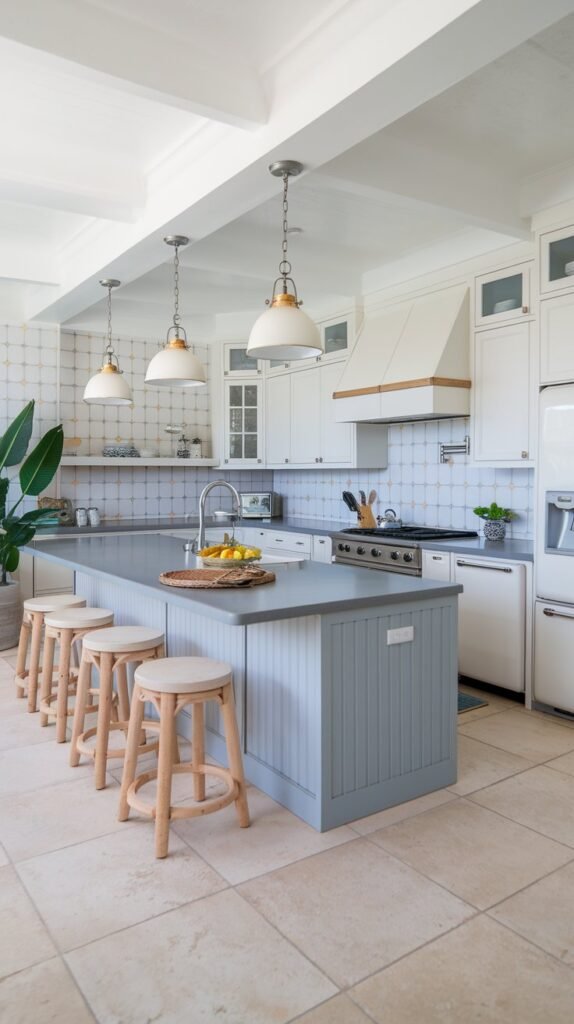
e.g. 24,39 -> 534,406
0,477 -> 8,520
17,508 -> 61,525
0,401 -> 34,471
2,523 -> 35,548
19,425 -> 63,497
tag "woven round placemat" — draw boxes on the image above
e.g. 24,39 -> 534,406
159,565 -> 276,589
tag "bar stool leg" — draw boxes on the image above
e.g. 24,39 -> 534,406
15,618 -> 29,698
221,682 -> 250,828
115,661 -> 130,725
118,684 -> 146,822
95,651 -> 114,790
27,612 -> 44,713
56,628 -> 73,743
39,631 -> 56,727
156,691 -> 176,859
192,702 -> 205,801
70,654 -> 91,767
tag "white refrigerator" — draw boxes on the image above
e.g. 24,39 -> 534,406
535,384 -> 574,712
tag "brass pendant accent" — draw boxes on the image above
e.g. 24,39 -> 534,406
270,292 -> 298,309
166,337 -> 187,350
100,362 -> 119,374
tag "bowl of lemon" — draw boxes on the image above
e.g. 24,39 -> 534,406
199,539 -> 262,567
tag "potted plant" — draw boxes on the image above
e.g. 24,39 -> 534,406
473,502 -> 516,541
0,402 -> 63,649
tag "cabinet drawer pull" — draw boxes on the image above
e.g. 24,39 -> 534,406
285,458 -> 289,463
431,555 -> 443,561
275,538 -> 284,543
522,305 -> 529,314
318,539 -> 325,544
296,541 -> 304,546
456,559 -> 512,573
543,607 -> 574,620
521,451 -> 529,459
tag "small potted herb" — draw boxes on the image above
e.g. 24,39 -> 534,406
473,502 -> 516,541
190,437 -> 202,458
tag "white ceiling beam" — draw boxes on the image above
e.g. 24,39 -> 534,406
26,0 -> 574,324
0,238 -> 59,286
0,0 -> 267,130
0,177 -> 143,223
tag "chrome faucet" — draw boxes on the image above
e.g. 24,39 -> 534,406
197,479 -> 241,552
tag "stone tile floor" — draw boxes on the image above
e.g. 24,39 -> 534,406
1,651 -> 574,1023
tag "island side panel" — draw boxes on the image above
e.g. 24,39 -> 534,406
75,573 -> 167,633
166,604 -> 246,754
321,596 -> 458,830
243,615 -> 323,830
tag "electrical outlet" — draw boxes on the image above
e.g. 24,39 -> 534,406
387,626 -> 414,646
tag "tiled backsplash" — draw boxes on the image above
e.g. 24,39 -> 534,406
60,330 -> 211,457
60,466 -> 273,520
274,418 -> 534,538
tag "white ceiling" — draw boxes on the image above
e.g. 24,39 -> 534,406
2,0 -> 574,333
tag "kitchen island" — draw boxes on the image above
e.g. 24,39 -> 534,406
25,534 -> 462,830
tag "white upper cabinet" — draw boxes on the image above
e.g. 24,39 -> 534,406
222,379 -> 263,466
473,321 -> 535,464
265,373 -> 291,465
475,263 -> 531,328
319,361 -> 353,464
539,224 -> 574,296
540,293 -> 574,384
319,314 -> 351,361
223,342 -> 263,376
290,368 -> 321,463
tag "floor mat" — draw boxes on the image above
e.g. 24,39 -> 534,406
458,691 -> 488,714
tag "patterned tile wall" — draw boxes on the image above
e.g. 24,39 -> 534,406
0,323 -> 60,514
274,418 -> 534,538
60,330 -> 211,456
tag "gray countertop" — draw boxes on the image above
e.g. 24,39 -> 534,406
34,516 -> 533,562
25,534 -> 462,626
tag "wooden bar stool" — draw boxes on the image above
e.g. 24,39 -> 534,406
70,625 -> 165,790
15,594 -> 87,712
119,657 -> 250,859
39,607 -> 115,742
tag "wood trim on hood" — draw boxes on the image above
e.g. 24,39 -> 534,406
333,376 -> 472,399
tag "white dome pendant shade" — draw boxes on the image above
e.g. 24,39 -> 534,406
247,160 -> 323,361
83,280 -> 133,406
145,235 -> 206,388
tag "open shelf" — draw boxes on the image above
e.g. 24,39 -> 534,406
60,457 -> 218,468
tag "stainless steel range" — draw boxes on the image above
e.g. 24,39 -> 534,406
333,526 -> 478,575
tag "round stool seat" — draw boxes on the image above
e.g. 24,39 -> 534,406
44,607 -> 114,630
135,656 -> 232,694
83,625 -> 165,654
23,594 -> 86,615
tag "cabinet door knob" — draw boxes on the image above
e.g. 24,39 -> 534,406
285,458 -> 289,463
224,459 -> 229,463
257,458 -> 262,463
521,451 -> 529,459
522,305 -> 529,314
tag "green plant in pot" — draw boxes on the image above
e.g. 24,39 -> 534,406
473,502 -> 516,542
0,401 -> 63,649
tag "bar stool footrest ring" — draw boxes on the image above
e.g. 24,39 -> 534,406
76,720 -> 160,761
126,763 -> 238,820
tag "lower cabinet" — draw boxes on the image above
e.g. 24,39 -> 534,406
421,549 -> 452,581
473,321 -> 535,464
17,551 -> 74,601
453,556 -> 526,692
312,535 -> 333,562
534,600 -> 574,713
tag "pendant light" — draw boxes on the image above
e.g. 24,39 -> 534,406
145,235 -> 206,388
83,279 -> 132,406
247,160 -> 323,360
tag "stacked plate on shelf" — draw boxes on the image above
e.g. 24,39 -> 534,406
102,444 -> 140,457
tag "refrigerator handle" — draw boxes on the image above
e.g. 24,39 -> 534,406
543,607 -> 574,620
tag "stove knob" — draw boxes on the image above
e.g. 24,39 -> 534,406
403,552 -> 414,563
390,551 -> 400,561
371,548 -> 381,557
337,543 -> 345,551
344,544 -> 351,553
357,546 -> 365,555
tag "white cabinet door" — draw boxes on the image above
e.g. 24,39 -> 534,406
540,294 -> 574,385
534,601 -> 574,712
475,263 -> 531,327
422,549 -> 451,580
454,557 -> 526,692
33,557 -> 74,596
473,322 -> 533,463
265,373 -> 291,466
223,379 -> 263,466
319,362 -> 353,465
312,535 -> 332,562
291,369 -> 321,464
539,224 -> 574,296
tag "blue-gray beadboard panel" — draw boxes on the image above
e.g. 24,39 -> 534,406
321,597 -> 458,829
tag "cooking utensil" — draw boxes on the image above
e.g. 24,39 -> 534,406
359,489 -> 366,505
368,490 -> 376,505
342,491 -> 360,513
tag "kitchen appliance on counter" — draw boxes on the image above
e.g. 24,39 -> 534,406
239,492 -> 282,518
534,385 -> 574,714
333,526 -> 478,575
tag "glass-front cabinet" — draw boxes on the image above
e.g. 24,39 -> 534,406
223,342 -> 263,376
223,380 -> 263,465
540,225 -> 574,295
475,263 -> 531,327
321,315 -> 350,359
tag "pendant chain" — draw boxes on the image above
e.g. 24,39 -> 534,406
173,244 -> 181,328
279,172 -> 292,287
105,284 -> 114,360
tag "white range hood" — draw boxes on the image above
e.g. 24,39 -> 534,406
333,285 -> 470,422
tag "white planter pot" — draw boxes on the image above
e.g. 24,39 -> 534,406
0,578 -> 23,650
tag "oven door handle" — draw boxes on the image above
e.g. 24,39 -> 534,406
543,607 -> 574,621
